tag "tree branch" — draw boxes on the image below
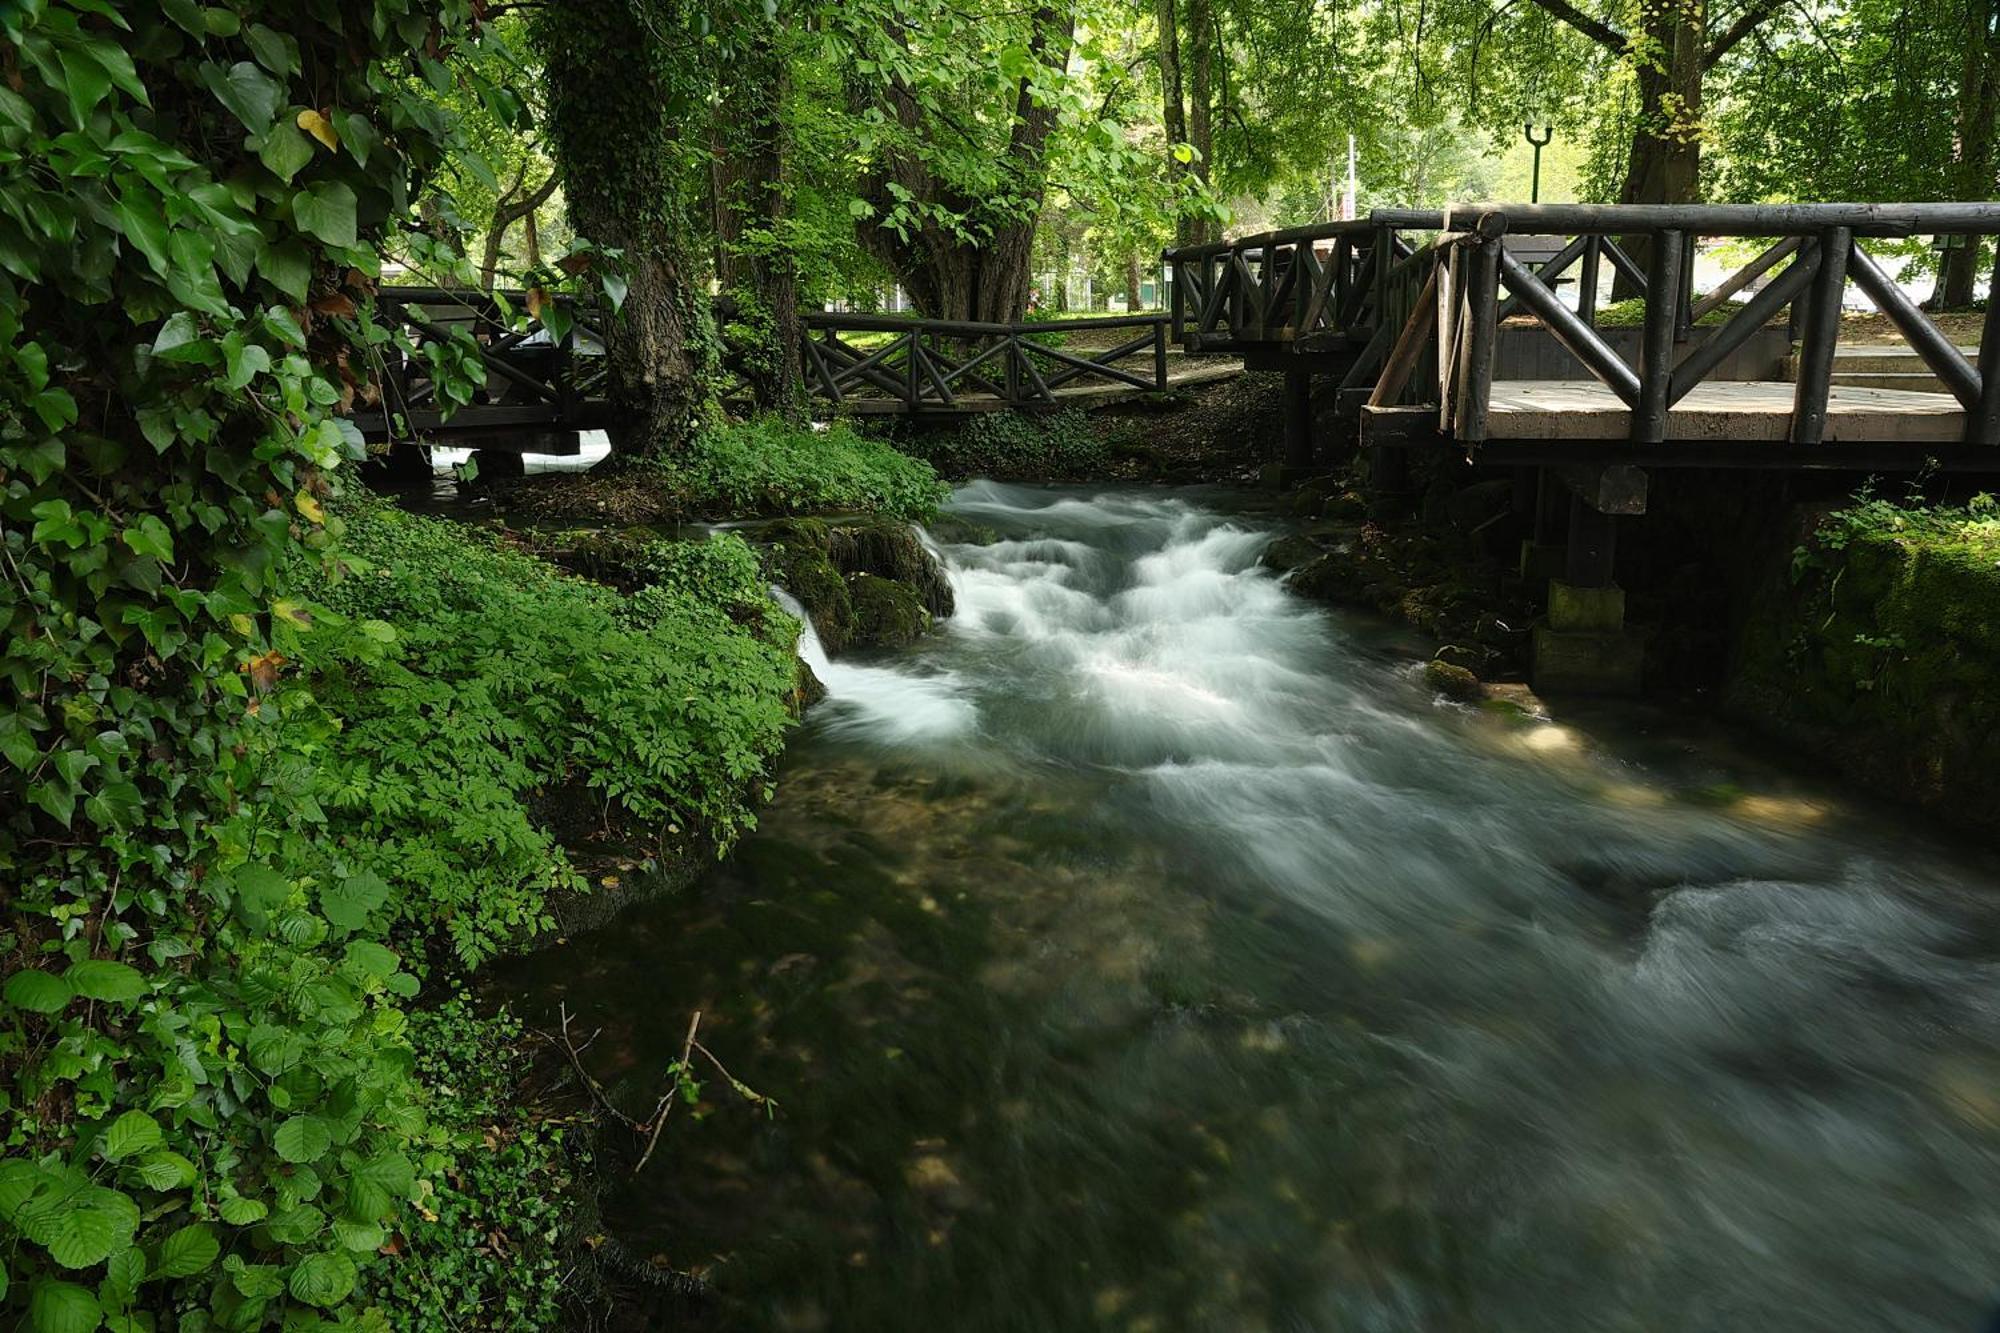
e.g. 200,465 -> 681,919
1524,0 -> 1626,52
1704,0 -> 1785,68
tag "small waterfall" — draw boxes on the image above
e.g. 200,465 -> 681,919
769,584 -> 976,743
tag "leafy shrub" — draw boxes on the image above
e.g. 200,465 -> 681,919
297,500 -> 800,966
898,407 -> 1107,478
369,999 -> 582,1332
655,415 -> 948,520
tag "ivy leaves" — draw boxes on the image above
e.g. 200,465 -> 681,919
0,0 -> 488,1329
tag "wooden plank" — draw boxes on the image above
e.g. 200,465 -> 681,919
1481,379 -> 1964,442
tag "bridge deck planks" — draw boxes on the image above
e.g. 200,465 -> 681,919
1482,379 -> 1964,443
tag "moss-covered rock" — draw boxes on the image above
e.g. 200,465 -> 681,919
827,518 -> 955,618
848,573 -> 932,649
1727,498 -> 2000,836
761,518 -> 854,656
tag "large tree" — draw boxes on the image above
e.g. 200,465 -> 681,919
846,1 -> 1080,323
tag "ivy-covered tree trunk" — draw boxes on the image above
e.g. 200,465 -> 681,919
534,0 -> 718,462
717,32 -> 805,418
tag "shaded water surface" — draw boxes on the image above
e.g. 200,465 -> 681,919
496,483 -> 2000,1332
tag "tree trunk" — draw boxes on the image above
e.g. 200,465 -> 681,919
523,208 -> 541,269
535,0 -> 716,462
1185,0 -> 1216,249
1938,0 -> 2000,308
1126,253 -> 1143,311
480,169 -> 560,290
720,35 -> 803,417
1609,0 -> 1705,296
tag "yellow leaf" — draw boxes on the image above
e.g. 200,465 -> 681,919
228,614 -> 255,637
525,286 -> 547,319
271,599 -> 313,630
295,492 -> 325,525
297,108 -> 339,151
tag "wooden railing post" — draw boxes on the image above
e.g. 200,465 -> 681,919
1456,233 -> 1501,444
1170,258 -> 1185,341
1790,225 -> 1850,445
1153,320 -> 1168,388
1577,235 -> 1601,329
1675,231 -> 1697,343
1971,248 -> 2000,445
905,329 -> 921,408
1632,228 -> 1683,443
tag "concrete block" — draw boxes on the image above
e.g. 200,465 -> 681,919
1547,580 -> 1626,633
1532,626 -> 1643,695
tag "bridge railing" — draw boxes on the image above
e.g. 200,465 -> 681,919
1370,203 -> 2000,446
354,285 -> 612,442
1164,209 -> 1447,355
802,312 -> 1171,411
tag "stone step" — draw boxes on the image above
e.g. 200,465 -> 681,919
1830,371 -> 1952,393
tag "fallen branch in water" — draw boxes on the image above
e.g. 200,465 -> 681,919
632,1010 -> 703,1176
541,1004 -> 776,1175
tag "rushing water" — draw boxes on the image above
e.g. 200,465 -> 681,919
498,482 -> 2000,1332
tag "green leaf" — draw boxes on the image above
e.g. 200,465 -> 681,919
257,237 -> 310,303
119,516 -> 174,564
67,959 -> 146,1003
25,1185 -> 139,1269
99,1111 -> 163,1161
127,1151 -> 196,1192
341,940 -> 399,980
57,47 -> 113,126
287,1251 -> 356,1308
291,181 -> 357,249
113,193 -> 170,276
320,871 -> 389,931
4,969 -> 73,1015
272,1116 -> 331,1164
200,60 -> 281,135
257,121 -> 313,184
244,24 -> 300,75
221,334 -> 271,390
165,229 -> 227,317
98,1248 -> 145,1311
28,1280 -> 100,1333
151,310 -> 202,360
217,1196 -> 268,1226
151,1223 -> 218,1279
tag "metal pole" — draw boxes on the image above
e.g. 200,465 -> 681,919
1524,125 -> 1554,204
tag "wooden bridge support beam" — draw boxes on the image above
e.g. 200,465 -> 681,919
1283,367 -> 1315,473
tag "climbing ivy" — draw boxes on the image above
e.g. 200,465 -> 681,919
0,2 -> 510,1327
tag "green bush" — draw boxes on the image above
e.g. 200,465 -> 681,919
655,415 -> 948,520
368,999 -> 582,1332
898,407 -> 1107,478
297,500 -> 801,966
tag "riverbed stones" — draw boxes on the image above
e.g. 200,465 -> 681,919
759,516 -> 954,657
1424,659 -> 1484,701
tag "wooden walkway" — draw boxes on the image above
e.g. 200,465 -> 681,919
1473,380 -> 1962,442
832,353 -> 1237,414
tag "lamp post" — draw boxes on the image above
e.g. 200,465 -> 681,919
1524,124 -> 1553,203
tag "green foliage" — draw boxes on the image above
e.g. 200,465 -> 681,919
367,999 -> 581,1332
657,415 -> 948,520
899,408 -> 1107,479
0,2 -> 505,1328
297,500 -> 800,965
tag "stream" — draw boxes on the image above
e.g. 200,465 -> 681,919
495,481 -> 2000,1332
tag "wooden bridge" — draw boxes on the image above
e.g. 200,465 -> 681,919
354,294 -> 1220,454
1167,202 -> 2000,472
1167,201 -> 2000,692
